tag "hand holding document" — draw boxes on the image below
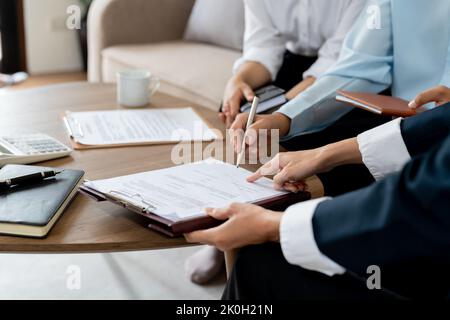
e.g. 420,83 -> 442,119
63,108 -> 218,148
81,158 -> 313,236
84,159 -> 288,223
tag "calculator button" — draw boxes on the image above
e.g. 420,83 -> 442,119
1,134 -> 71,162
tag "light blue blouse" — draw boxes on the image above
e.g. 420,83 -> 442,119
278,0 -> 450,139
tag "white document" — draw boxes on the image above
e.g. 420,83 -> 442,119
64,108 -> 217,146
85,159 -> 287,222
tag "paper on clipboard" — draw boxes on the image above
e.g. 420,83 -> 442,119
83,158 -> 288,223
63,108 -> 218,148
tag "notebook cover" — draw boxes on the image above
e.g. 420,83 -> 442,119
336,91 -> 417,117
0,165 -> 85,228
79,185 -> 311,238
219,85 -> 286,113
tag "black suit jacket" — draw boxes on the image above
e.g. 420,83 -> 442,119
312,103 -> 450,298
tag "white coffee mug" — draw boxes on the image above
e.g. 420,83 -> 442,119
117,70 -> 160,108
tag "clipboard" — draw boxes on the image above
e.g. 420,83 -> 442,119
79,184 -> 311,238
63,108 -> 221,150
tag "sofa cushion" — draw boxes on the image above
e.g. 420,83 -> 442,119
102,41 -> 241,111
183,0 -> 245,51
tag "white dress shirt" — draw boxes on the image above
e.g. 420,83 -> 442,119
280,118 -> 412,276
233,0 -> 367,80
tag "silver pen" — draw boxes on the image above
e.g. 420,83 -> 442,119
236,96 -> 260,168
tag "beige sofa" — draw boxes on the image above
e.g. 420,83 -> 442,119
88,0 -> 242,111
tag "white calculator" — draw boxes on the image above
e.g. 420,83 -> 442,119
0,133 -> 72,167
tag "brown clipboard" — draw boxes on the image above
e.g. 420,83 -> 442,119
79,184 -> 311,238
63,108 -> 222,150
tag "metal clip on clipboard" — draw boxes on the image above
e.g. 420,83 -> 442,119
106,190 -> 158,214
63,114 -> 84,140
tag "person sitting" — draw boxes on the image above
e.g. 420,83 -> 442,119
186,85 -> 450,299
229,0 -> 450,157
186,0 -> 367,285
220,0 -> 366,127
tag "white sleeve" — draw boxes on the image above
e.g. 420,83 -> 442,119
280,198 -> 346,277
233,0 -> 286,80
302,0 -> 366,79
357,118 -> 411,181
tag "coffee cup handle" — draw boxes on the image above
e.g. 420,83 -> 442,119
149,76 -> 160,97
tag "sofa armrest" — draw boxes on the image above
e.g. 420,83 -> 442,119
88,0 -> 195,82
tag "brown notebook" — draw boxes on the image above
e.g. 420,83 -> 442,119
336,90 -> 417,117
78,159 -> 312,238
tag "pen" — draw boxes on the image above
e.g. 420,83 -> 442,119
236,96 -> 260,168
0,170 -> 62,190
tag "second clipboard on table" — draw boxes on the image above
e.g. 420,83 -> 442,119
63,108 -> 219,149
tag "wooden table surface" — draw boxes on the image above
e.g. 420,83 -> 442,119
0,82 -> 323,253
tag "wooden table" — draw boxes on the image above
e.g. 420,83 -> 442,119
0,82 -> 323,258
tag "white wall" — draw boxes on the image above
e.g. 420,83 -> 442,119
24,0 -> 83,74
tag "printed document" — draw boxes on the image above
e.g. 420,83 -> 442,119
65,108 -> 217,145
85,159 -> 287,222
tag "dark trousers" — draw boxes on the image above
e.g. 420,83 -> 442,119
223,244 -> 450,300
273,51 -> 317,91
220,51 -> 315,112
222,244 -> 402,300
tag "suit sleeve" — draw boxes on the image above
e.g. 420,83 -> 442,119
401,102 -> 450,157
312,134 -> 450,276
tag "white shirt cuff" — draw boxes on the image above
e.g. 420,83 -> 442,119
357,118 -> 411,181
280,197 -> 346,277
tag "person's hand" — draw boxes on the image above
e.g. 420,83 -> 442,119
409,85 -> 450,109
184,203 -> 282,251
229,113 -> 291,154
220,77 -> 255,127
248,138 -> 362,192
247,150 -> 329,192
